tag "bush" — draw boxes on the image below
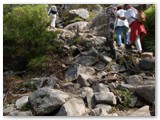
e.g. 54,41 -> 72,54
115,90 -> 131,110
3,5 -> 58,70
142,5 -> 155,52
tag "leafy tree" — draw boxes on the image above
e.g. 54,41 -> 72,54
3,5 -> 57,70
142,5 -> 155,52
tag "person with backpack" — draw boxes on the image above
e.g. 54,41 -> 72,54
118,4 -> 147,55
114,5 -> 129,47
48,5 -> 58,30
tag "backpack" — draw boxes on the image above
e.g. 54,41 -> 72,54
137,10 -> 146,23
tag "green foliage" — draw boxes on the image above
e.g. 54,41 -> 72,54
88,11 -> 97,21
27,55 -> 50,70
3,5 -> 58,70
142,5 -> 155,52
115,89 -> 131,110
59,4 -> 99,26
70,17 -> 84,23
21,102 -> 33,111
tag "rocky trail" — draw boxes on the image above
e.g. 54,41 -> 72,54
3,6 -> 155,116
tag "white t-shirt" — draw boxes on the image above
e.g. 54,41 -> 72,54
114,9 -> 129,28
124,7 -> 138,25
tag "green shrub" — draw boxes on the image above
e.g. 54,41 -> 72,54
115,90 -> 131,110
142,5 -> 155,52
27,55 -> 50,70
3,5 -> 58,70
21,102 -> 33,111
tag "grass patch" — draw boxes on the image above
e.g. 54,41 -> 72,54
115,89 -> 131,111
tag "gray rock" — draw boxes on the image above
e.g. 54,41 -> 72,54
97,71 -> 107,79
139,58 -> 155,70
64,21 -> 88,33
77,74 -> 90,87
3,104 -> 15,116
129,106 -> 151,116
93,83 -> 110,93
108,113 -> 119,116
74,83 -> 81,90
34,75 -> 58,89
111,64 -> 126,72
57,98 -> 86,116
150,101 -> 155,116
108,82 -> 117,89
86,91 -> 96,109
59,29 -> 75,41
91,108 -> 109,116
62,82 -> 74,89
63,45 -> 70,50
28,88 -> 70,115
69,9 -> 89,19
129,96 -> 138,107
135,85 -> 155,104
143,80 -> 155,85
81,87 -> 94,97
16,96 -> 29,109
117,83 -> 136,92
87,11 -> 110,36
94,92 -> 117,105
126,75 -> 143,85
95,104 -> 112,113
75,55 -> 97,66
141,52 -> 153,59
9,111 -> 32,116
93,4 -> 103,14
99,54 -> 112,64
65,63 -> 95,81
94,62 -> 107,70
94,36 -> 106,46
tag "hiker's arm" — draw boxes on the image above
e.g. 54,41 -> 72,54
117,16 -> 126,20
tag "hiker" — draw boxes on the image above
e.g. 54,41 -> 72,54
114,5 -> 129,47
48,5 -> 58,30
118,4 -> 147,54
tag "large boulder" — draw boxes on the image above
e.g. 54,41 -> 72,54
93,83 -> 110,93
57,98 -> 86,116
87,10 -> 110,36
65,63 -> 95,81
77,74 -> 91,87
75,55 -> 98,66
9,111 -> 32,116
126,75 -> 143,85
69,9 -> 89,19
33,75 -> 58,89
64,21 -> 88,33
135,85 -> 155,104
139,58 -> 155,70
16,96 -> 29,109
58,29 -> 75,41
28,88 -> 70,115
94,92 -> 117,105
129,106 -> 151,116
95,104 -> 112,113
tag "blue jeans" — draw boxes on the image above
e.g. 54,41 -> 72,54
115,26 -> 129,46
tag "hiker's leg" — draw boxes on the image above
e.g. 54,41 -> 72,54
115,27 -> 122,46
51,15 -> 56,29
135,35 -> 142,52
123,26 -> 129,45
